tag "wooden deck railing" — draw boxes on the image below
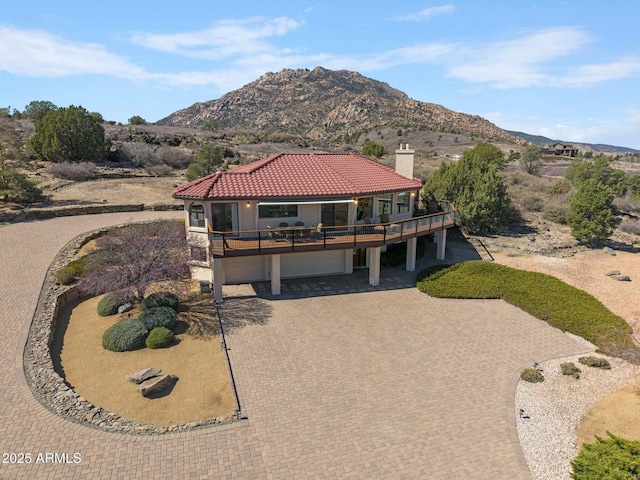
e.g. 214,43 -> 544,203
208,202 -> 455,257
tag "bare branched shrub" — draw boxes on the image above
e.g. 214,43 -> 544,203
47,161 -> 97,180
619,218 -> 640,235
120,143 -> 158,167
145,164 -> 174,176
520,194 -> 544,212
156,146 -> 192,169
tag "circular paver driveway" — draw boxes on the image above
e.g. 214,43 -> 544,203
0,213 -> 590,479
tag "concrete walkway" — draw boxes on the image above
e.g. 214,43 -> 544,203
0,213 -> 591,479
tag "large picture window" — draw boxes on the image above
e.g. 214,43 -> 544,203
189,204 -> 205,228
356,197 -> 373,221
321,203 -> 349,227
396,192 -> 410,214
211,203 -> 238,232
258,204 -> 298,218
377,194 -> 393,217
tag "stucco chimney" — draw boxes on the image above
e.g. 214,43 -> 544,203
395,143 -> 415,179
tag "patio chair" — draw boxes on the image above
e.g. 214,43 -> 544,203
279,222 -> 289,227
309,223 -> 324,241
379,213 -> 390,223
267,225 -> 286,242
294,221 -> 309,241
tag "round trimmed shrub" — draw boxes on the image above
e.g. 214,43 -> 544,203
102,318 -> 148,352
146,327 -> 175,349
97,289 -> 135,317
139,306 -> 177,331
140,291 -> 180,312
520,368 -> 544,383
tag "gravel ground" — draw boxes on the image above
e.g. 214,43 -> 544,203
515,348 -> 639,480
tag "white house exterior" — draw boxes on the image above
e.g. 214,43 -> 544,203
173,145 -> 455,301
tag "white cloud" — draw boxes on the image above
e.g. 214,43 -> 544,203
0,25 -> 150,80
131,17 -> 302,61
394,5 -> 456,21
558,56 -> 640,88
446,27 -> 591,88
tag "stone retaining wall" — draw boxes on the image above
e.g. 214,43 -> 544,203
22,225 -> 237,435
1,203 -> 183,223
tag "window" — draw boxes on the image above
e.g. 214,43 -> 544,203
321,203 -> 349,226
396,192 -> 410,214
377,194 -> 393,217
189,204 -> 205,228
211,203 -> 238,232
258,204 -> 298,218
356,197 -> 373,221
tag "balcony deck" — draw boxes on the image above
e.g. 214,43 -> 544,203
208,206 -> 455,258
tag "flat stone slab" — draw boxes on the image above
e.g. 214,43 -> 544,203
138,374 -> 177,397
128,367 -> 161,384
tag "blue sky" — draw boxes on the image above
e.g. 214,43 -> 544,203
2,1 -> 639,148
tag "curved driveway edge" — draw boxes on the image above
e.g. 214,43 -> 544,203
0,213 -> 591,479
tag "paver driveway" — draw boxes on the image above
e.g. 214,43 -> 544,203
0,213 -> 591,479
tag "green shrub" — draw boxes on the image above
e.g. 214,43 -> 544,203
416,261 -> 637,357
520,368 -> 544,383
139,306 -> 177,331
579,356 -> 612,370
97,289 -> 135,317
145,327 -> 175,349
561,362 -> 581,379
571,433 -> 640,479
55,257 -> 87,285
140,291 -> 180,312
102,318 -> 148,352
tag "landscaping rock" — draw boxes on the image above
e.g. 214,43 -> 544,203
606,270 -> 621,276
610,274 -> 631,282
138,374 -> 177,397
603,246 -> 616,256
118,302 -> 133,314
128,367 -> 161,384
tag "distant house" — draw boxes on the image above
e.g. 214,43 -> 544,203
542,143 -> 579,157
173,145 -> 455,301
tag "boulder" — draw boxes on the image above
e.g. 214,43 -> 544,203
128,367 -> 161,384
118,302 -> 133,314
138,375 -> 177,397
610,274 -> 631,282
606,270 -> 621,276
603,246 -> 616,256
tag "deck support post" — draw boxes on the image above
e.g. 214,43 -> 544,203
212,257 -> 224,302
271,254 -> 281,296
344,249 -> 354,274
368,247 -> 381,286
435,229 -> 447,260
406,237 -> 417,272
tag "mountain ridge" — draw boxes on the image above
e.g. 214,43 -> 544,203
157,67 -> 522,145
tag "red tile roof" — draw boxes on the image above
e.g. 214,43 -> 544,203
173,153 -> 422,200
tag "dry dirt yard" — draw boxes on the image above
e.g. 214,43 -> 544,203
56,292 -> 235,426
47,176 -> 184,207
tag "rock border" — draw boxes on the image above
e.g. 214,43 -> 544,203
22,224 -> 239,435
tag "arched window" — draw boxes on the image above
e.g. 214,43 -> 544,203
189,204 -> 205,228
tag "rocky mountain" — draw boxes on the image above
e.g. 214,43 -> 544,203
157,67 -> 521,144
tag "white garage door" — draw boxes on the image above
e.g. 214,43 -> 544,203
223,256 -> 266,283
281,250 -> 345,278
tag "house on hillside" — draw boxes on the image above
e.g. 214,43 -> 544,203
542,143 -> 579,157
172,145 -> 455,301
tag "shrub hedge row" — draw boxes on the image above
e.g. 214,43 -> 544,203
416,261 -> 636,355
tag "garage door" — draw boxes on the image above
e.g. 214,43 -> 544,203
281,250 -> 345,278
223,256 -> 266,283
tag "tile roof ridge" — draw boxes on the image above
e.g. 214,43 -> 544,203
233,153 -> 284,173
172,171 -> 222,198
